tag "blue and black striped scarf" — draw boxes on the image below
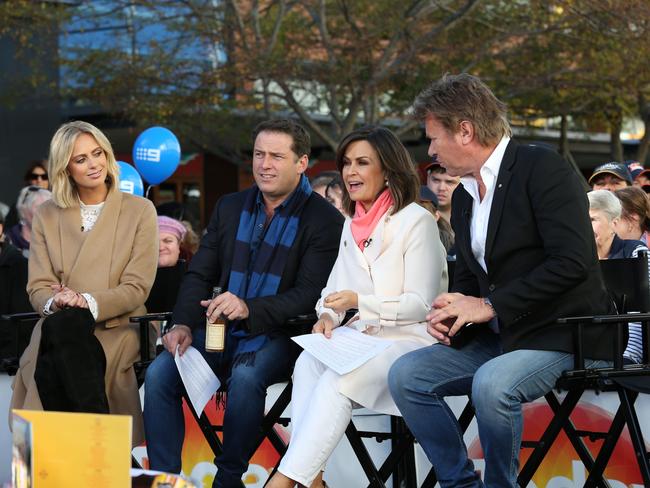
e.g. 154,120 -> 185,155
226,174 -> 312,366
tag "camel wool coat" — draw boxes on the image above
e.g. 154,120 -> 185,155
316,202 -> 448,415
10,189 -> 158,446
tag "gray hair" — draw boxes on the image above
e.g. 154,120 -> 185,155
588,189 -> 621,222
16,186 -> 52,229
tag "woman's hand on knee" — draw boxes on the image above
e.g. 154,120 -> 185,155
312,314 -> 335,339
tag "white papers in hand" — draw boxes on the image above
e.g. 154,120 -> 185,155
292,326 -> 393,375
174,345 -> 221,415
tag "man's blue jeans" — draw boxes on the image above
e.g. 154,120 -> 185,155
388,329 -> 607,488
143,329 -> 298,488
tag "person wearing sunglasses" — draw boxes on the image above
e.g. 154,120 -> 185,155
25,161 -> 49,190
3,161 -> 49,230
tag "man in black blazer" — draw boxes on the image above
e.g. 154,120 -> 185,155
389,74 -> 614,488
144,119 -> 343,487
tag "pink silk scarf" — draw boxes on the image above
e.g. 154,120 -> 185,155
350,189 -> 394,250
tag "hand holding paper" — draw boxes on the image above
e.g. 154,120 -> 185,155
292,326 -> 393,375
174,345 -> 221,414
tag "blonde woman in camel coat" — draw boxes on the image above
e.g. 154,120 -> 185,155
10,121 -> 158,446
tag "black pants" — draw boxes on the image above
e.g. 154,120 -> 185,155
34,308 -> 109,413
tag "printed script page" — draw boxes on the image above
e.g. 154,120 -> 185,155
292,326 -> 393,375
174,345 -> 221,414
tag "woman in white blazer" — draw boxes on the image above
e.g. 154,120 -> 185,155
267,126 -> 448,488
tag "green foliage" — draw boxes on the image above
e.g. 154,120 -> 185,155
3,0 -> 650,160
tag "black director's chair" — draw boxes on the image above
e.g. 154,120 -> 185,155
517,254 -> 650,487
1,311 -> 40,375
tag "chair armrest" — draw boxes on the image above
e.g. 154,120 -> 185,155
593,313 -> 650,324
1,312 -> 40,322
286,313 -> 318,328
558,313 -> 650,324
557,313 -> 650,372
129,312 -> 173,323
130,312 -> 172,364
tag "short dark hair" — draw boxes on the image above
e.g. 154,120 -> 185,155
24,160 -> 47,181
427,164 -> 447,175
252,118 -> 311,159
412,73 -> 511,147
335,125 -> 420,216
310,170 -> 339,190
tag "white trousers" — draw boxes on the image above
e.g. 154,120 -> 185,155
278,351 -> 353,486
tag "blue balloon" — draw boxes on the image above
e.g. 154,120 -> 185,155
132,126 -> 181,185
117,161 -> 144,197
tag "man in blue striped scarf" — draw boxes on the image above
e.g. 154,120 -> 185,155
144,119 -> 343,487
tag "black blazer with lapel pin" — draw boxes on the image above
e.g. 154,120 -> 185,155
450,140 -> 615,360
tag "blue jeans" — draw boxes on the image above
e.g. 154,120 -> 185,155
143,329 -> 298,488
388,329 -> 608,488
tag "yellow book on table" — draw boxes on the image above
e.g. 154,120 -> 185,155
12,409 -> 131,488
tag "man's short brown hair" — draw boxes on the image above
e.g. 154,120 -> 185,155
252,119 -> 311,159
412,73 -> 511,147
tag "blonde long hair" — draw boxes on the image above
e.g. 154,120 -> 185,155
48,121 -> 120,208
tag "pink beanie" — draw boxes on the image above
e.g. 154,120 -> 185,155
157,216 -> 187,241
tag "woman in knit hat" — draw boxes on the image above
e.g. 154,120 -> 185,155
157,215 -> 187,268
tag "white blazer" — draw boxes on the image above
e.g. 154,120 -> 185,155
315,202 -> 448,415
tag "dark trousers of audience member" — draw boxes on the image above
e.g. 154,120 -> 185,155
144,328 -> 299,488
34,308 -> 109,413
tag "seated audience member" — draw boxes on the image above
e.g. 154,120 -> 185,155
179,220 -> 200,260
614,186 -> 650,246
588,189 -> 648,365
388,73 -> 616,488
310,170 -> 339,198
24,160 -> 50,190
0,211 -> 32,362
419,185 -> 455,256
10,121 -> 158,445
425,160 -> 460,223
635,169 -> 650,188
267,126 -> 447,488
324,174 -> 347,216
589,162 -> 632,191
157,216 -> 187,268
6,186 -> 52,258
143,119 -> 343,487
589,190 -> 647,259
625,160 -> 645,182
0,210 -> 31,314
4,161 -> 50,229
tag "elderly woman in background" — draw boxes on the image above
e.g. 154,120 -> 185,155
588,189 -> 647,365
267,126 -> 447,488
589,190 -> 647,259
614,186 -> 650,246
10,121 -> 158,446
5,186 -> 52,258
157,216 -> 187,268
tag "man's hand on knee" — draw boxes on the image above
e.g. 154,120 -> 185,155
427,293 -> 496,343
163,324 -> 193,356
